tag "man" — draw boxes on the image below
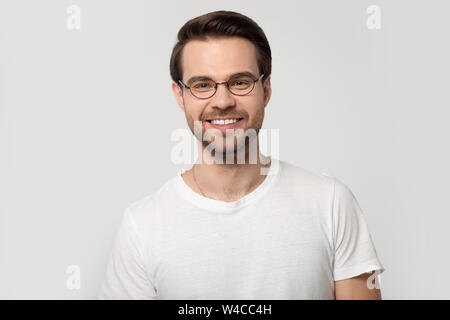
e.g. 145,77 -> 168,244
99,10 -> 385,300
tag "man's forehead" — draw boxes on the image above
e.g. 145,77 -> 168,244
181,37 -> 259,81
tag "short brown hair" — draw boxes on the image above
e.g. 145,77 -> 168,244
169,10 -> 271,87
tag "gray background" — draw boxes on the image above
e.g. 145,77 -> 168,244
1,0 -> 449,299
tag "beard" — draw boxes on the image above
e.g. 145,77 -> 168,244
186,108 -> 265,164
204,130 -> 256,164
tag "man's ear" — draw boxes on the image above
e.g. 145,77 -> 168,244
172,81 -> 186,112
262,75 -> 272,108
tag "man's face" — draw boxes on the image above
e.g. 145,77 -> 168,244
172,36 -> 271,158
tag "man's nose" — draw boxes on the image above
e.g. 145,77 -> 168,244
211,82 -> 235,108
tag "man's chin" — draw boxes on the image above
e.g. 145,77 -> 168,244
202,141 -> 253,163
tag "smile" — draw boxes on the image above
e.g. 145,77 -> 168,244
205,118 -> 244,129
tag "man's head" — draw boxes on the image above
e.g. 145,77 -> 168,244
170,10 -> 272,159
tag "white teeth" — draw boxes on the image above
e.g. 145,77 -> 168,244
211,118 -> 239,125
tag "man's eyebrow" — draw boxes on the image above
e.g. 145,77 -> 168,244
186,71 -> 257,86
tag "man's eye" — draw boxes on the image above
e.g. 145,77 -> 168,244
193,82 -> 213,89
231,78 -> 251,87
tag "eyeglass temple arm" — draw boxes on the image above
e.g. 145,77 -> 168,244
178,80 -> 187,89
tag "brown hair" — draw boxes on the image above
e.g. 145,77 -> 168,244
169,10 -> 271,87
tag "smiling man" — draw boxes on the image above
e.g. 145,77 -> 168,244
99,10 -> 385,300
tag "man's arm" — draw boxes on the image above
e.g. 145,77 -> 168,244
334,271 -> 382,300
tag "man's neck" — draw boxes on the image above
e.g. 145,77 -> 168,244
183,145 -> 272,202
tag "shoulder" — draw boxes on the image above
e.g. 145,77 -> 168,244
124,176 -> 176,227
280,160 -> 356,204
273,160 -> 341,216
278,159 -> 335,192
277,160 -> 362,216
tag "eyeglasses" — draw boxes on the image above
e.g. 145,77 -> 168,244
178,73 -> 265,99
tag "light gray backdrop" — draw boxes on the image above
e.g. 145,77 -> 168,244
1,0 -> 449,299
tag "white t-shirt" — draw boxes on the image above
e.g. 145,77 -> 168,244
98,157 -> 385,299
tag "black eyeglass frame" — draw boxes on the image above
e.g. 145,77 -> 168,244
178,73 -> 265,99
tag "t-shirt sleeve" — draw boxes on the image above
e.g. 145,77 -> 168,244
331,176 -> 385,281
98,208 -> 157,299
